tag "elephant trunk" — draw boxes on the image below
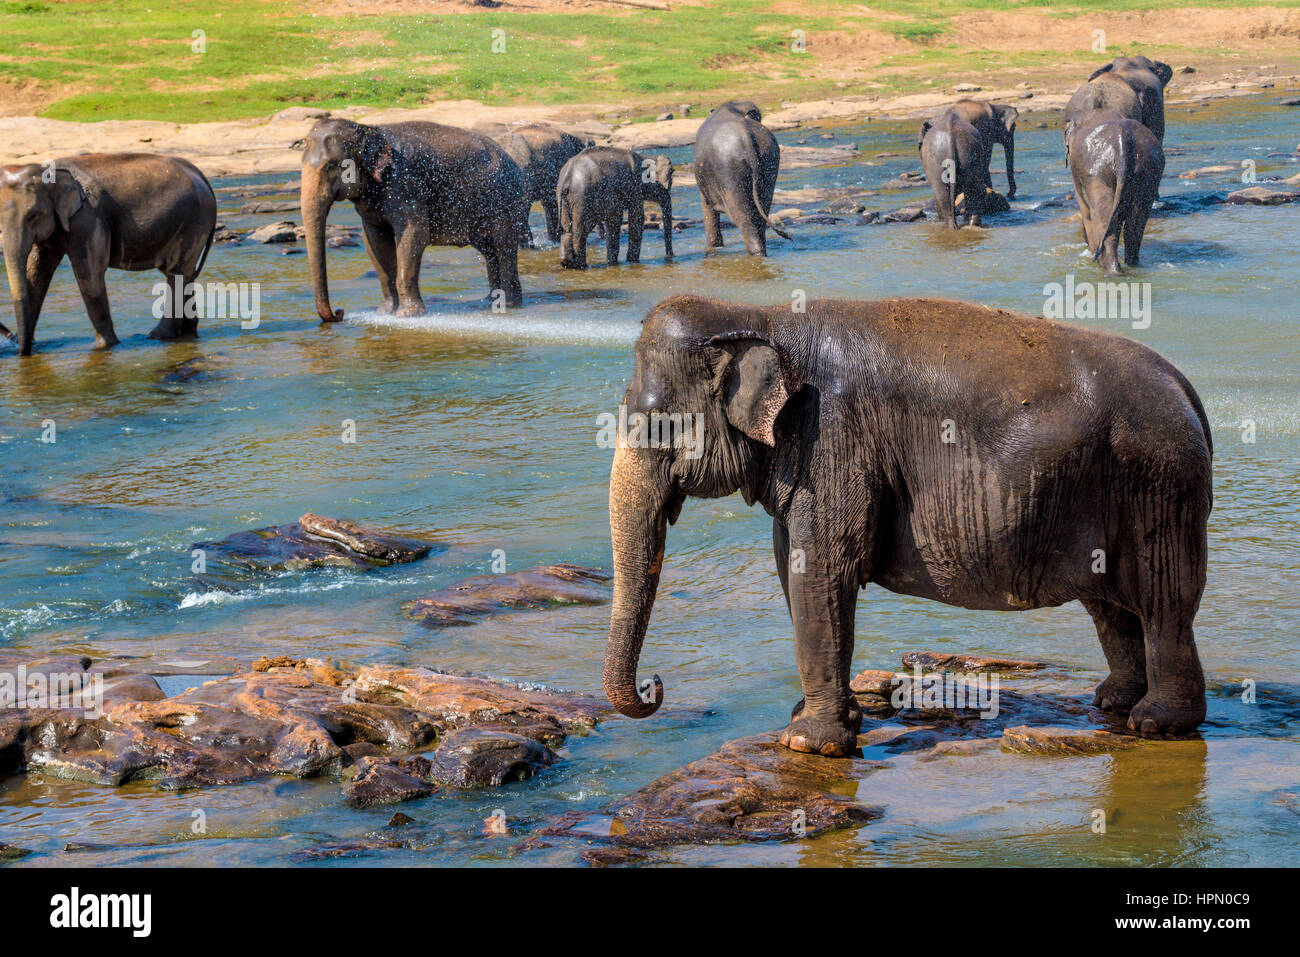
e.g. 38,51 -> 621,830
1003,136 -> 1017,199
659,192 -> 673,260
3,234 -> 34,354
603,443 -> 673,719
301,170 -> 343,322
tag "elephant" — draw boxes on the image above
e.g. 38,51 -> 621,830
918,100 -> 1018,228
1066,109 -> 1166,275
604,295 -> 1212,756
302,118 -> 527,319
493,124 -> 593,245
692,100 -> 791,256
1065,55 -> 1173,142
556,147 -> 673,269
0,153 -> 216,355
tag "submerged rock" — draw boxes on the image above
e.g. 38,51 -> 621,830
344,756 -> 435,808
1224,185 -> 1300,205
901,651 -> 1046,673
429,727 -> 553,787
1001,725 -> 1144,755
193,513 -> 436,573
404,563 -> 611,627
0,843 -> 31,862
244,220 -> 298,243
534,733 -> 879,851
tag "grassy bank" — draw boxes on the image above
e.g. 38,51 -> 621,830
1,0 -> 1297,123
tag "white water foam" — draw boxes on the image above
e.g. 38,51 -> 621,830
347,308 -> 642,345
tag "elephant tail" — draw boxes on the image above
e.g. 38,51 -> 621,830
946,164 -> 959,228
558,182 -> 572,236
1097,131 -> 1130,260
193,219 -> 216,281
751,174 -> 792,241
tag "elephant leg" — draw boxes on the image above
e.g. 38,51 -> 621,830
1122,199 -> 1153,267
774,522 -> 861,757
603,213 -> 622,265
23,245 -> 62,338
626,204 -> 644,264
68,243 -> 119,349
702,202 -> 723,248
361,220 -> 399,314
489,225 -> 523,307
1082,599 -> 1148,714
1128,525 -> 1208,736
542,195 -> 561,244
1098,225 -> 1123,277
569,215 -> 590,269
393,223 -> 429,318
148,270 -> 185,340
724,184 -> 766,257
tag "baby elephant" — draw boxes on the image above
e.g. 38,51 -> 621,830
1,153 -> 216,355
557,147 -> 673,269
1066,109 -> 1165,275
918,100 -> 1017,228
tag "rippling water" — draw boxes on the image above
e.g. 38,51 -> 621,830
1,92 -> 1298,866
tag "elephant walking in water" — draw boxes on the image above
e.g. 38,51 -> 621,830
918,100 -> 1018,228
693,101 -> 791,256
0,153 -> 216,355
492,123 -> 593,246
556,147 -> 673,269
604,296 -> 1212,756
301,118 -> 527,318
1066,56 -> 1173,142
1066,109 -> 1166,275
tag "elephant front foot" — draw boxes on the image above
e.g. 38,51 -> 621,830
1126,691 -> 1205,736
95,332 -> 123,349
394,301 -> 427,319
1092,674 -> 1147,714
147,322 -> 178,341
781,699 -> 862,757
376,299 -> 397,316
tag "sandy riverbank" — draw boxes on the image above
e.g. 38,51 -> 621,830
1,68 -> 1296,178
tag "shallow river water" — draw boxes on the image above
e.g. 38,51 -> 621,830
1,92 -> 1298,866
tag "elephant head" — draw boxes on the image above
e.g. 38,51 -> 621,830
638,153 -> 674,260
0,164 -> 84,355
1090,55 -> 1173,89
300,119 -> 392,322
604,297 -> 799,718
990,103 -> 1018,198
715,100 -> 763,123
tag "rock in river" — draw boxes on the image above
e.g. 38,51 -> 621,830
0,656 -> 601,801
1223,185 -> 1300,205
193,513 -> 436,572
404,563 -> 611,627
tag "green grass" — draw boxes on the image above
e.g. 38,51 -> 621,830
0,0 -> 1296,123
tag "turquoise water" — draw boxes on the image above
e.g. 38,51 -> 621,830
1,92 -> 1298,866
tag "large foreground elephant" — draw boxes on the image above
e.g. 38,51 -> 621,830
693,100 -> 791,256
918,100 -> 1018,227
1,153 -> 216,355
494,123 -> 593,245
1067,109 -> 1165,275
556,147 -> 673,268
302,119 -> 527,318
604,296 -> 1212,755
1065,55 -> 1173,141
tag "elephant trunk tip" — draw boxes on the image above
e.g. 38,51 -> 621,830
604,671 -> 664,719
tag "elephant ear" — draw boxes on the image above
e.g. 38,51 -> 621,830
1151,60 -> 1173,87
917,120 -> 932,151
54,170 -> 85,232
709,331 -> 799,447
1088,61 -> 1116,81
996,104 -> 1019,133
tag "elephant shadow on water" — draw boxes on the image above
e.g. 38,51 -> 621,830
1135,237 -> 1239,268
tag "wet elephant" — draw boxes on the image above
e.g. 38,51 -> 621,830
693,100 -> 791,256
604,295 -> 1212,755
494,124 -> 593,245
556,147 -> 673,268
301,118 -> 527,318
0,153 -> 216,355
918,100 -> 1018,227
1066,55 -> 1173,142
1066,109 -> 1166,275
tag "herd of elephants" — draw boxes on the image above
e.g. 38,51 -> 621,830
1,54 -> 1216,757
